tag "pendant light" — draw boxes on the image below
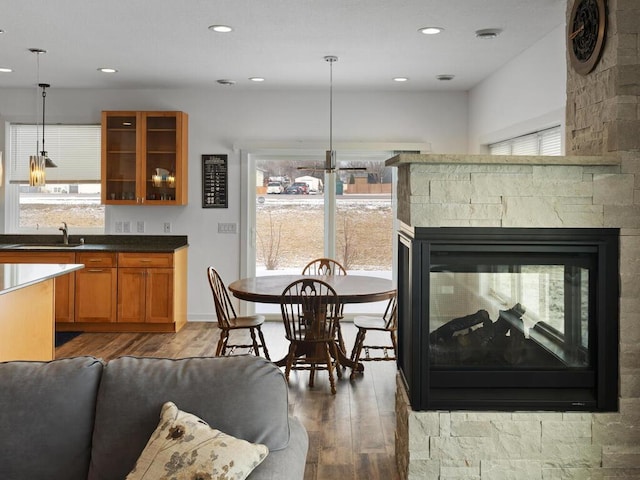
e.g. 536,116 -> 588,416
39,83 -> 57,168
297,56 -> 364,173
28,48 -> 56,187
324,55 -> 338,172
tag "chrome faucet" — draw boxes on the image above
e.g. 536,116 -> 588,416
59,222 -> 69,245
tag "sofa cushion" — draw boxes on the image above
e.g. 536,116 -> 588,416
126,401 -> 268,480
0,356 -> 104,480
89,355 -> 291,480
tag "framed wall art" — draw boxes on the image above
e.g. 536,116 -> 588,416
202,154 -> 228,208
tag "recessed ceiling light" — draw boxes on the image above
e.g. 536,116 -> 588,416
0,67 -> 12,73
209,25 -> 233,33
419,27 -> 443,35
249,77 -> 265,82
393,77 -> 409,82
475,28 -> 502,39
98,68 -> 118,73
217,79 -> 236,86
436,74 -> 455,81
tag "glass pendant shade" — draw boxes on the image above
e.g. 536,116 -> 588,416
29,154 -> 46,186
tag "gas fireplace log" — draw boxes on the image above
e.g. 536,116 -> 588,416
429,309 -> 491,344
429,303 -> 530,366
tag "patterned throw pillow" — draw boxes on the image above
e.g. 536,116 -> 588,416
126,401 -> 269,480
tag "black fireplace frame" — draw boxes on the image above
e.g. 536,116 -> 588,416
397,226 -> 619,412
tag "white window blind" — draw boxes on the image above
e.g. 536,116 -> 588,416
9,124 -> 101,182
489,126 -> 562,156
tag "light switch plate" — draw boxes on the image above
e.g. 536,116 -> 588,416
218,222 -> 237,234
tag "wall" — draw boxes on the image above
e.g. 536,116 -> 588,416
468,24 -> 568,153
0,88 -> 467,319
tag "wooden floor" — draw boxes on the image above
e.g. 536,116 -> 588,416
55,321 -> 400,480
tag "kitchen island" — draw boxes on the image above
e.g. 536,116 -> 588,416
0,263 -> 84,361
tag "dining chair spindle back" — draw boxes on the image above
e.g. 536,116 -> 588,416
302,258 -> 347,352
280,278 -> 342,394
207,266 -> 270,360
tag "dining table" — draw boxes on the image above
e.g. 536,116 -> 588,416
228,274 -> 396,373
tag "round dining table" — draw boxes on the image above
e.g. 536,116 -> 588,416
228,274 -> 395,304
228,274 -> 396,372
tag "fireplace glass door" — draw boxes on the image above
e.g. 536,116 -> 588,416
429,257 -> 591,370
397,227 -> 619,412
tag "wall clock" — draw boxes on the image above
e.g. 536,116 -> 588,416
568,0 -> 607,75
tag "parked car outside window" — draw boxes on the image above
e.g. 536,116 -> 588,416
284,185 -> 304,194
267,182 -> 284,194
290,182 -> 309,194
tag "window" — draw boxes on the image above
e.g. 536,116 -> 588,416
248,150 -> 396,317
489,126 -> 562,156
7,124 -> 104,233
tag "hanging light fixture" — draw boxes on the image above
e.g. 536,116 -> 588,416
39,83 -> 57,168
28,48 -> 56,187
324,55 -> 338,172
298,55 -> 364,173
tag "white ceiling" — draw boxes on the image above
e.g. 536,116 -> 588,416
0,0 -> 566,92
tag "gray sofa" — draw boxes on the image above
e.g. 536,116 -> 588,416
0,354 -> 308,480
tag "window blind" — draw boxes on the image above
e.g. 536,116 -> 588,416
9,124 -> 101,182
489,126 -> 562,156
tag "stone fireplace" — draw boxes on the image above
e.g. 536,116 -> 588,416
387,1 -> 640,477
388,153 -> 638,478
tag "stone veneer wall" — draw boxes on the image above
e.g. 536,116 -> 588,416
391,1 -> 640,477
390,154 -> 640,479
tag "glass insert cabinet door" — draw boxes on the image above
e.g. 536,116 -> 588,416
101,111 -> 188,205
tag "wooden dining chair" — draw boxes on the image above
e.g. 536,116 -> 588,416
301,257 -> 347,352
349,294 -> 397,379
280,278 -> 342,394
301,257 -> 347,276
207,266 -> 270,360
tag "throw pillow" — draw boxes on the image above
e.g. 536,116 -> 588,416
126,401 -> 269,480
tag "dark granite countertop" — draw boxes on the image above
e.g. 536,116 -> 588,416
0,235 -> 188,253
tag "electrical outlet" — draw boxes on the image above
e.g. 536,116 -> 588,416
115,221 -> 123,233
163,222 -> 172,233
136,221 -> 145,233
123,221 -> 131,233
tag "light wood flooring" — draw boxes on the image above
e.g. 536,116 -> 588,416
55,321 -> 400,480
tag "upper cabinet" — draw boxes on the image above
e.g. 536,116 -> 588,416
101,111 -> 188,205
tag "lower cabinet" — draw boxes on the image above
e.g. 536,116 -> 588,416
75,252 -> 117,323
0,246 -> 188,333
117,253 -> 175,324
0,252 -> 76,323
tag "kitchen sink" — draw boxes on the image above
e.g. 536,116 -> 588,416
12,243 -> 84,249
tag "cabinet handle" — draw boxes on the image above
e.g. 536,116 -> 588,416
139,259 -> 152,263
88,259 -> 103,263
87,269 -> 105,273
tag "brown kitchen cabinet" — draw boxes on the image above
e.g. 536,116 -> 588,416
101,111 -> 188,206
117,253 -> 176,324
0,243 -> 187,333
0,252 -> 76,323
74,252 -> 117,323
